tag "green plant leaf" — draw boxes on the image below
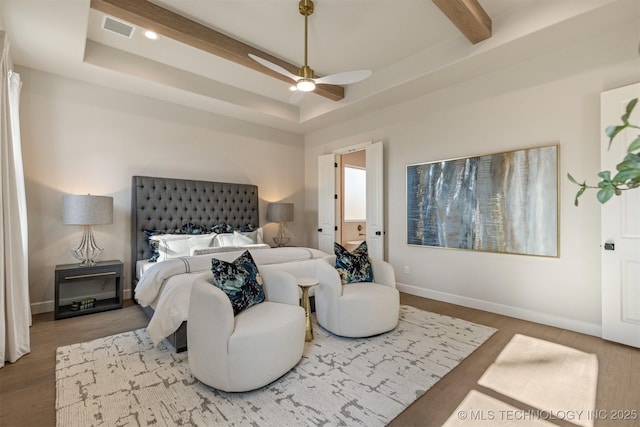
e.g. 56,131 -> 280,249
617,154 -> 640,170
626,152 -> 640,163
569,97 -> 638,206
613,168 -> 640,184
567,173 -> 583,185
597,170 -> 612,181
616,161 -> 633,171
597,186 -> 615,204
606,124 -> 626,141
621,98 -> 638,124
574,187 -> 586,206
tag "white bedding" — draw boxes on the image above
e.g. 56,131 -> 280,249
135,247 -> 328,345
136,244 -> 271,279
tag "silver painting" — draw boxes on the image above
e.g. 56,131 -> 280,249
407,145 -> 558,257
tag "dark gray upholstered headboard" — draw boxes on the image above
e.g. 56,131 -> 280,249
130,176 -> 259,286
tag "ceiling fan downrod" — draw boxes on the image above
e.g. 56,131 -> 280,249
248,0 -> 371,100
297,0 -> 316,91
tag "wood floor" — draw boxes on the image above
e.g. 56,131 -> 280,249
1,294 -> 638,427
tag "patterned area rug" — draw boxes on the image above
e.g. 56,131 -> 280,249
56,305 -> 496,426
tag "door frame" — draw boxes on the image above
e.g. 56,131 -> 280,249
600,82 -> 640,348
317,141 -> 386,259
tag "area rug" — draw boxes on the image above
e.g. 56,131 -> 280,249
56,305 -> 496,426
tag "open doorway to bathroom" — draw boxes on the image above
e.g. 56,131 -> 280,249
318,141 -> 383,259
339,150 -> 366,251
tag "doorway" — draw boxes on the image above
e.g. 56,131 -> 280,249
339,150 -> 367,251
317,141 -> 384,259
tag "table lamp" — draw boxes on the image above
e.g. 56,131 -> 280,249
266,202 -> 293,247
63,194 -> 113,264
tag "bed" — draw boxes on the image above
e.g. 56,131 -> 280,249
131,175 -> 327,352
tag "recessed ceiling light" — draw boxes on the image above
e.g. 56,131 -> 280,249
143,30 -> 158,40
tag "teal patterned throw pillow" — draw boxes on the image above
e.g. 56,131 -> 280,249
211,250 -> 265,315
334,241 -> 374,285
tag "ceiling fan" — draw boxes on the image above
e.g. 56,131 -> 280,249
249,0 -> 372,101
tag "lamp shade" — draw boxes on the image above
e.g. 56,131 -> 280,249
266,202 -> 294,223
62,194 -> 113,225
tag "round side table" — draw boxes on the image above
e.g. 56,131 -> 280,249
297,278 -> 319,341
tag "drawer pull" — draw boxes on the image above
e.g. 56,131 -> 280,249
64,271 -> 117,280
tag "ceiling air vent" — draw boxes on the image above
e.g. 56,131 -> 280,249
102,16 -> 135,38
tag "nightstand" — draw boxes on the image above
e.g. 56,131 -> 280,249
54,260 -> 123,320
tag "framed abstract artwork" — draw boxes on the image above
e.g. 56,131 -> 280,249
407,144 -> 558,257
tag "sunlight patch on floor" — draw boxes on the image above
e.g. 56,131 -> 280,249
443,334 -> 599,427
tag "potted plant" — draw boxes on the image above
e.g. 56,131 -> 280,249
568,98 -> 640,205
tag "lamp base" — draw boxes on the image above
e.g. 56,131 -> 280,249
272,222 -> 290,247
70,225 -> 104,265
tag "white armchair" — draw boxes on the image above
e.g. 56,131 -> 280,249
314,255 -> 400,338
187,268 -> 305,392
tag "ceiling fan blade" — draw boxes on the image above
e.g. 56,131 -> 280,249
314,70 -> 372,85
248,54 -> 300,82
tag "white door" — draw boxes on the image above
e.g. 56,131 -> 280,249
317,153 -> 337,254
601,82 -> 640,348
366,141 -> 385,259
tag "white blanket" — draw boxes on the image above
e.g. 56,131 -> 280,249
135,247 -> 328,345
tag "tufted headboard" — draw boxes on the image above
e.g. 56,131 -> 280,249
130,176 -> 259,286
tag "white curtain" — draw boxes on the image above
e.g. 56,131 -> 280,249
0,31 -> 30,368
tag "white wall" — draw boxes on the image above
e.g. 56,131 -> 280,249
18,67 -> 305,313
304,18 -> 640,336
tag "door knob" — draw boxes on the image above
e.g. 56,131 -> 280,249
604,242 -> 615,251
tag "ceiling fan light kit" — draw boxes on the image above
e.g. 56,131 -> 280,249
296,62 -> 316,91
249,0 -> 371,99
297,79 -> 316,92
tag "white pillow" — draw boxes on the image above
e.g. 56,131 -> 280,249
213,228 -> 264,247
233,230 -> 255,245
241,228 -> 264,244
212,233 -> 235,248
150,233 -> 216,261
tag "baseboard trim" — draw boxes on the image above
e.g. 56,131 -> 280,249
397,282 -> 602,338
30,289 -> 132,315
31,284 -> 601,338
